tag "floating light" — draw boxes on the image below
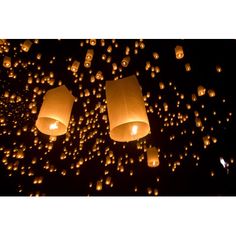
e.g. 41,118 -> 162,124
147,147 -> 160,167
175,45 -> 184,59
71,60 -> 80,73
36,85 -> 74,136
121,56 -> 130,67
22,40 -> 32,52
105,75 -> 150,142
3,56 -> 11,68
197,85 -> 206,96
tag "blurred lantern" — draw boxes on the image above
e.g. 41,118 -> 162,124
121,56 -> 130,67
36,85 -> 74,136
71,60 -> 80,73
159,81 -> 165,90
96,181 -> 102,191
85,49 -> 94,61
208,89 -> 216,97
175,45 -> 184,59
216,65 -> 222,73
153,52 -> 159,59
197,85 -> 206,96
22,40 -> 32,52
84,60 -> 91,68
3,56 -> 11,68
90,39 -> 96,46
105,75 -> 150,142
185,63 -> 191,71
147,147 -> 160,167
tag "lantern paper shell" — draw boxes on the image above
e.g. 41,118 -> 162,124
121,56 -> 130,67
105,75 -> 150,142
3,56 -> 11,68
22,40 -> 32,52
86,49 -> 94,61
147,147 -> 160,167
175,45 -> 184,59
71,60 -> 80,73
36,85 -> 74,136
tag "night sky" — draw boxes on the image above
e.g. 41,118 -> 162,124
0,39 -> 235,196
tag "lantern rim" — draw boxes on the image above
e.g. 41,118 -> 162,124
36,117 -> 67,136
110,120 -> 150,142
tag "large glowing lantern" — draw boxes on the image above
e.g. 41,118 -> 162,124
105,75 -> 150,142
36,85 -> 74,136
22,40 -> 32,52
147,147 -> 160,167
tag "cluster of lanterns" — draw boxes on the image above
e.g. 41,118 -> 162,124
35,75 -> 159,167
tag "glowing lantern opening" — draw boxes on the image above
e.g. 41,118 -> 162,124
106,75 -> 150,142
36,85 -> 74,136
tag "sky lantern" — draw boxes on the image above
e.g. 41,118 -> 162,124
36,85 -> 75,136
147,147 -> 160,167
175,45 -> 184,59
105,75 -> 150,142
3,56 -> 11,68
71,60 -> 80,73
22,40 -> 32,52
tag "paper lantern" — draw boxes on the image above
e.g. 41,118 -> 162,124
22,40 -> 32,52
175,45 -> 184,59
3,56 -> 11,68
197,85 -> 206,96
90,39 -> 96,46
208,89 -> 216,97
147,147 -> 160,167
71,60 -> 80,73
105,75 -> 150,142
84,60 -> 91,68
85,49 -> 94,61
36,85 -> 74,136
121,56 -> 130,67
185,63 -> 191,71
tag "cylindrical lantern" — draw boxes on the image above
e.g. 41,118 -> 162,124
175,45 -> 184,59
36,85 -> 74,136
3,56 -> 11,68
84,60 -> 91,68
90,39 -> 96,46
85,49 -> 94,61
121,56 -> 130,67
22,40 -> 32,52
71,60 -> 80,73
147,147 -> 160,167
105,75 -> 150,142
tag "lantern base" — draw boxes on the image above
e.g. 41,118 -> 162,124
36,117 -> 67,136
110,121 -> 150,142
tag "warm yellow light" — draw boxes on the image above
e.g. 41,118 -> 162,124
131,125 -> 138,136
49,121 -> 59,130
175,45 -> 184,59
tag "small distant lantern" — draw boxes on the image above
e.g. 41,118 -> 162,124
3,56 -> 11,68
36,85 -> 75,136
22,40 -> 32,52
197,85 -> 206,96
90,39 -> 96,46
216,65 -> 222,73
84,60 -> 91,68
105,75 -> 150,142
121,56 -> 130,67
159,82 -> 165,90
71,60 -> 80,73
85,49 -> 94,61
153,52 -> 159,60
185,63 -> 191,71
96,181 -> 102,191
208,89 -> 216,97
147,147 -> 160,167
175,45 -> 184,59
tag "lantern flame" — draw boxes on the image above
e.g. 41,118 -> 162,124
49,121 -> 59,130
131,125 -> 138,136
